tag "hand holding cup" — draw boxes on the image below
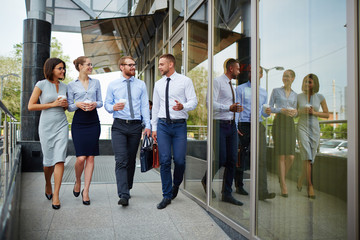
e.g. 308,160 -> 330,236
114,99 -> 126,111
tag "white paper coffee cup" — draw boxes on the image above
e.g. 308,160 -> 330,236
305,104 -> 312,108
118,99 -> 127,104
263,104 -> 269,109
84,99 -> 91,104
58,95 -> 67,100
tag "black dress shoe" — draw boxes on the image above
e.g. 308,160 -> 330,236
73,182 -> 80,197
81,190 -> 90,205
221,195 -> 243,206
118,198 -> 129,206
45,193 -> 53,200
201,179 -> 216,198
157,198 -> 171,209
171,186 -> 179,200
52,204 -> 61,210
235,187 -> 249,195
259,192 -> 276,200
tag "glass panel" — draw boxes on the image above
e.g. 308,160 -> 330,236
149,37 -> 155,60
184,1 -> 208,201
157,24 -> 164,50
258,1 -> 347,239
172,38 -> 183,74
187,0 -> 201,16
211,0 -> 250,229
172,0 -> 184,32
164,16 -> 169,41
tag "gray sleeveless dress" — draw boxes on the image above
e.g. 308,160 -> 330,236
36,80 -> 69,167
297,92 -> 325,163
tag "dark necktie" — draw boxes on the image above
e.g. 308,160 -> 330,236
126,79 -> 134,119
165,78 -> 171,122
229,81 -> 235,120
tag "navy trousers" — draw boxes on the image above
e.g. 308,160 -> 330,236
157,119 -> 187,199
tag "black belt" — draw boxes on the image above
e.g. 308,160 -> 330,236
159,118 -> 186,123
116,119 -> 142,124
216,119 -> 235,125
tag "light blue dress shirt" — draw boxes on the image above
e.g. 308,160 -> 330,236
104,76 -> 151,129
235,81 -> 269,123
269,87 -> 297,113
67,77 -> 103,112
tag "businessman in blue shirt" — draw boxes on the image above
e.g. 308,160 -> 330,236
105,56 -> 151,207
235,67 -> 275,200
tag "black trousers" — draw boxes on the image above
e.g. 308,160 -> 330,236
234,122 -> 270,196
111,119 -> 142,199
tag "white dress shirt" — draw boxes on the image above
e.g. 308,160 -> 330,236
151,72 -> 198,131
209,74 -> 236,120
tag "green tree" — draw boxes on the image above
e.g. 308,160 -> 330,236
187,66 -> 208,126
1,37 -> 74,122
0,56 -> 22,119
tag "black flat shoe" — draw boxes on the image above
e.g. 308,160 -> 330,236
235,187 -> 249,196
45,193 -> 53,200
73,182 -> 80,197
221,195 -> 243,206
157,198 -> 171,209
171,186 -> 179,200
81,190 -> 90,205
118,198 -> 129,206
52,204 -> 60,210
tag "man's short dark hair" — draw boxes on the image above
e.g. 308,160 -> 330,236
225,58 -> 239,71
159,54 -> 176,66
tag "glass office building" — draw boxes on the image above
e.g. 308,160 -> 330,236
70,0 -> 359,239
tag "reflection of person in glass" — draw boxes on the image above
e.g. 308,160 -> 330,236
297,74 -> 329,199
269,69 -> 297,197
235,67 -> 276,201
67,56 -> 103,205
201,58 -> 243,206
28,58 -> 69,210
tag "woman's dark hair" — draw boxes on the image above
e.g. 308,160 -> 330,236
43,58 -> 66,81
73,56 -> 88,71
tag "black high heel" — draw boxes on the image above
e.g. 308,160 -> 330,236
73,182 -> 80,197
52,204 -> 61,210
81,190 -> 90,205
45,193 -> 53,200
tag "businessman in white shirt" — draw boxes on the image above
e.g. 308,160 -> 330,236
152,54 -> 198,209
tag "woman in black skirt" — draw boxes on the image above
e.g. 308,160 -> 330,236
269,70 -> 297,197
67,56 -> 103,205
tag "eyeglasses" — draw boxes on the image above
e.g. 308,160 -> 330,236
121,64 -> 136,68
55,67 -> 66,71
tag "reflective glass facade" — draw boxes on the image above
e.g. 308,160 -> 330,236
80,0 -> 358,238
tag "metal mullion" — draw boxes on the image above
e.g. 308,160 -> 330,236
205,0 -> 214,210
250,0 -> 260,239
346,0 -> 359,239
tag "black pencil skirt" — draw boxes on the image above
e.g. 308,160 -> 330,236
71,109 -> 101,157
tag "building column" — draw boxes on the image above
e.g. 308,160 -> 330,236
21,0 -> 51,141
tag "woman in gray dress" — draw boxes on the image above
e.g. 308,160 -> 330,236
297,74 -> 329,199
28,58 -> 69,210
